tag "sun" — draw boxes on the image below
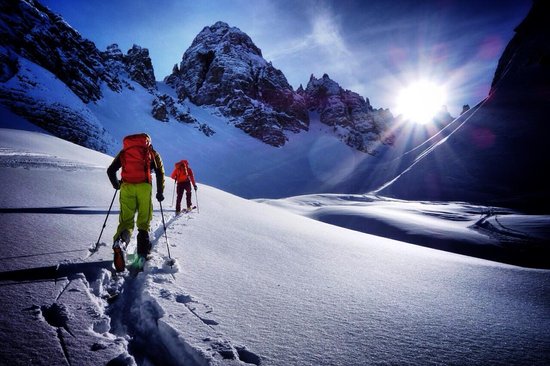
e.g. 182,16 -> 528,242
395,80 -> 447,125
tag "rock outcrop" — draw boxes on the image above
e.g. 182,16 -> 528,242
301,74 -> 394,154
165,21 -> 308,147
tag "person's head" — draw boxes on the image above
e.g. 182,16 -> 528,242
176,160 -> 188,167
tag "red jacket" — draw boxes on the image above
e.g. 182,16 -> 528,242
170,160 -> 196,185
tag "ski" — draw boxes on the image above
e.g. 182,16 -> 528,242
174,205 -> 196,216
183,205 -> 197,214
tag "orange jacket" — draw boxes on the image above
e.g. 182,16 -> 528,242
170,160 -> 196,185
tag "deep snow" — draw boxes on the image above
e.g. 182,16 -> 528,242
0,127 -> 549,365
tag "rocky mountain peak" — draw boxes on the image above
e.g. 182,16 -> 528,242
191,21 -> 263,58
0,1 -> 157,101
165,22 -> 397,151
125,44 -> 157,90
303,73 -> 393,154
0,0 -> 159,153
165,21 -> 308,147
306,73 -> 342,96
103,44 -> 124,60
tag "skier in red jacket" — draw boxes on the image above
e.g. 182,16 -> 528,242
170,160 -> 197,214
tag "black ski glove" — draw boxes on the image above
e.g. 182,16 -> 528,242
112,180 -> 121,190
193,185 -> 198,191
156,192 -> 164,202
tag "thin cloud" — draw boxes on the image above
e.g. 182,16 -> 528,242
265,3 -> 351,60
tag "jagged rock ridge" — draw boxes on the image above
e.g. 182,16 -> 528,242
166,21 -> 396,152
0,0 -> 160,151
165,21 -> 309,147
0,1 -> 157,102
1,2 -> 397,154
300,74 -> 395,154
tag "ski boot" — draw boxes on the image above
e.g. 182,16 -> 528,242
113,230 -> 130,272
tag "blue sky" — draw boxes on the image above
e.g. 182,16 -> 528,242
40,0 -> 531,116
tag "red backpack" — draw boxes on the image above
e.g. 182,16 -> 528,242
177,160 -> 189,179
120,133 -> 154,183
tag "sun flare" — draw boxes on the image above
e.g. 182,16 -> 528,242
395,80 -> 447,125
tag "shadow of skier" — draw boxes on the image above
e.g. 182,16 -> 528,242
0,206 -> 120,215
0,260 -> 114,285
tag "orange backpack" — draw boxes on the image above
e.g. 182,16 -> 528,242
120,133 -> 154,183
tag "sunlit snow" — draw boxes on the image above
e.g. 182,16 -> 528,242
0,127 -> 548,365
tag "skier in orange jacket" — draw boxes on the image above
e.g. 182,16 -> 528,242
170,160 -> 197,214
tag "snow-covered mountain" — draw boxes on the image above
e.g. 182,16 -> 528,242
0,0 -> 406,199
299,73 -> 395,154
165,21 -> 310,148
1,0 -> 549,210
0,0 -> 160,152
165,21 -> 395,153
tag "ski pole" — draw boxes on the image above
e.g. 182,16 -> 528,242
194,186 -> 199,213
93,189 -> 118,251
171,178 -> 176,207
158,200 -> 174,265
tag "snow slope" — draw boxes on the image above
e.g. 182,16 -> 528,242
89,80 -> 380,199
1,127 -> 549,365
260,193 -> 550,269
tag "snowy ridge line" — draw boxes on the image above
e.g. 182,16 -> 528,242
372,50 -> 519,196
372,95 -> 490,194
383,99 -> 483,166
0,147 -> 105,170
380,47 -> 516,171
90,212 -> 262,365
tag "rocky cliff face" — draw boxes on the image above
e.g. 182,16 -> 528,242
490,0 -> 550,93
99,44 -> 158,92
0,0 -> 158,151
125,45 -> 157,91
1,0 -> 105,103
166,22 -> 396,151
300,74 -> 395,154
0,1 -> 158,101
165,21 -> 309,147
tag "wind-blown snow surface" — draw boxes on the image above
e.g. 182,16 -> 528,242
0,128 -> 549,365
260,193 -> 550,269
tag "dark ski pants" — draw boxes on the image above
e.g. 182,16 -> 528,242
176,180 -> 193,212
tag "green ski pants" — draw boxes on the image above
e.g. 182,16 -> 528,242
113,182 -> 153,242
